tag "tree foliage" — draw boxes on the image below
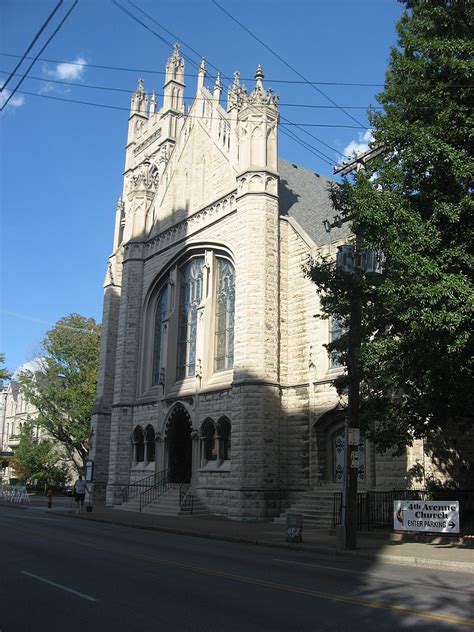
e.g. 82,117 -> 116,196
10,424 -> 69,488
307,1 -> 473,471
20,314 -> 100,474
0,353 -> 10,382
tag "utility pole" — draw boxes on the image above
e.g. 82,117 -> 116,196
324,148 -> 385,550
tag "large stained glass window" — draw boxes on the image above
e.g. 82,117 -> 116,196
177,258 -> 204,379
214,259 -> 235,372
152,285 -> 168,385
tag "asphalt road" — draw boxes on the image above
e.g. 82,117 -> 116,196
1,504 -> 473,631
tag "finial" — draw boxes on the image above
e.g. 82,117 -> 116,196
215,72 -> 221,90
137,78 -> 144,93
255,65 -> 264,82
233,70 -> 240,86
173,42 -> 180,55
199,58 -> 206,73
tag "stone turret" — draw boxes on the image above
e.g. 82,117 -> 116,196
196,58 -> 206,95
237,65 -> 279,191
162,43 -> 185,140
125,79 -> 149,171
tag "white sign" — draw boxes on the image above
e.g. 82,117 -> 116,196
348,428 -> 360,446
350,451 -> 359,468
393,500 -> 460,534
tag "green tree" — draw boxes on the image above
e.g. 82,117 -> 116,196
10,424 -> 69,488
0,353 -> 10,382
20,314 -> 101,474
307,1 -> 473,481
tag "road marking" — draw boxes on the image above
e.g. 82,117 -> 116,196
21,571 -> 97,602
76,541 -> 474,628
272,557 -> 474,595
8,515 -> 55,521
6,519 -> 473,627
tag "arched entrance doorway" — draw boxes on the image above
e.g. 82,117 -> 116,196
166,405 -> 192,483
312,407 -> 366,485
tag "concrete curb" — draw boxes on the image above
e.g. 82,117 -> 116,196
47,509 -> 474,575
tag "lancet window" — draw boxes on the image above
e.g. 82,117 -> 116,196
177,257 -> 204,380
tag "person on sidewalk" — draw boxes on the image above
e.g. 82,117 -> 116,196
73,475 -> 88,514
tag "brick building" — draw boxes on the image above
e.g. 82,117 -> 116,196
90,47 -> 434,521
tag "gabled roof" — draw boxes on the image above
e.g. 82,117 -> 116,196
278,158 -> 351,246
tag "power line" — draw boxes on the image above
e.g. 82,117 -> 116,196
112,1 -> 345,162
0,68 -> 377,109
1,51 -> 472,89
0,0 -> 63,92
0,0 -> 78,111
3,69 -> 469,111
212,0 -> 367,130
15,89 -> 365,127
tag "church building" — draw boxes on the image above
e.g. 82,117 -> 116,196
90,46 -> 431,521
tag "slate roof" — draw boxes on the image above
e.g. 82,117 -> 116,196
278,158 -> 351,246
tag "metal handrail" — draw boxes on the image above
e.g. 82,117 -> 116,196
179,473 -> 194,514
123,469 -> 168,503
139,468 -> 172,512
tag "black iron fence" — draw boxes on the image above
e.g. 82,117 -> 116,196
333,489 -> 474,533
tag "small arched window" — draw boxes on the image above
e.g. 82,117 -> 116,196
201,419 -> 217,462
152,286 -> 168,385
217,417 -> 231,461
145,425 -> 155,463
215,259 -> 235,372
133,426 -> 145,464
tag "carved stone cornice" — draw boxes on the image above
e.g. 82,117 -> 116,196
236,172 -> 278,197
145,191 -> 237,257
134,129 -> 162,156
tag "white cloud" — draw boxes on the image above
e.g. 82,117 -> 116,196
0,89 -> 25,109
342,129 -> 374,160
12,357 -> 46,380
38,81 -> 71,96
43,56 -> 87,81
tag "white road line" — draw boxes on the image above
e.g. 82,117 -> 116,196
21,571 -> 98,602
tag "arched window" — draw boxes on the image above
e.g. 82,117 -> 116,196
214,259 -> 235,372
177,258 -> 204,379
217,417 -> 231,461
145,425 -> 155,463
152,285 -> 168,385
201,419 -> 217,462
133,426 -> 145,464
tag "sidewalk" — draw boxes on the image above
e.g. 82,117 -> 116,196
4,496 -> 473,574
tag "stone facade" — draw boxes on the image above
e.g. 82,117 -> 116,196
90,47 -> 442,520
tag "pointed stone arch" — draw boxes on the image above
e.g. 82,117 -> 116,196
163,402 -> 193,483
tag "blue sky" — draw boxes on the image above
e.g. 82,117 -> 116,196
0,0 -> 403,374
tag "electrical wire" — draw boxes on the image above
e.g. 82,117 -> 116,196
1,51 -> 472,88
212,0 -> 367,130
0,0 -> 63,92
0,0 -> 78,111
14,89 -> 365,127
113,1 -> 345,161
2,69 -> 464,111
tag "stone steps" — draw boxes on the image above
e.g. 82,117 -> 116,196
274,489 -> 339,529
117,486 -> 209,517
